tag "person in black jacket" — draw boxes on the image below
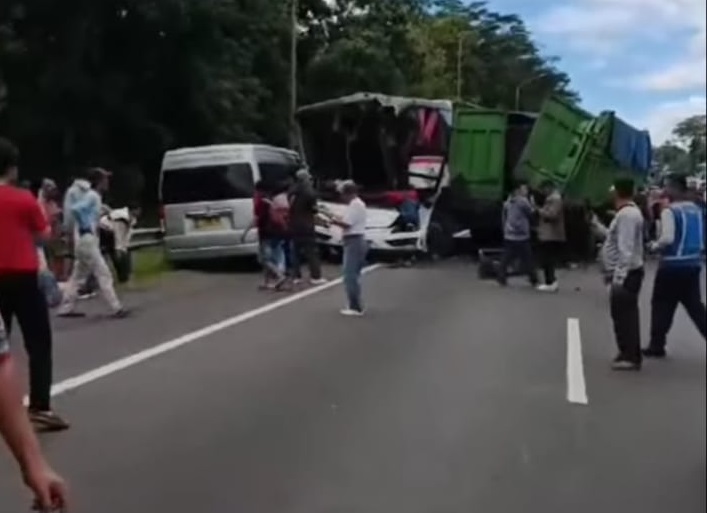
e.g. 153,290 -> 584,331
288,169 -> 326,284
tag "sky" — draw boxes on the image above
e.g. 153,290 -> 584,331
489,0 -> 706,145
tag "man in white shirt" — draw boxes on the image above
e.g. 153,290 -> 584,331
330,181 -> 368,316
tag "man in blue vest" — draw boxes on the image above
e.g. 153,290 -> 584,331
644,174 -> 706,358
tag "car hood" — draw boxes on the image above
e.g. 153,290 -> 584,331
319,201 -> 399,229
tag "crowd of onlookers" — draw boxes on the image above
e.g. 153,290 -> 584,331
0,124 -> 704,511
246,170 -> 370,315
0,136 -> 147,509
498,173 -> 706,371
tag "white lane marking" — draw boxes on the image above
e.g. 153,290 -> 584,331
39,264 -> 383,400
566,317 -> 588,405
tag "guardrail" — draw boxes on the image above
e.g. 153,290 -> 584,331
129,227 -> 163,250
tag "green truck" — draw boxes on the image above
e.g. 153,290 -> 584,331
446,95 -> 652,244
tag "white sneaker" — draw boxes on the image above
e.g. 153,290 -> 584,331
340,308 -> 364,317
537,282 -> 559,293
310,278 -> 328,285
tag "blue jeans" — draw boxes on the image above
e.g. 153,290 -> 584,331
343,235 -> 368,311
260,239 -> 286,276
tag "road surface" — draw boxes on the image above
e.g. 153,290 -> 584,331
0,261 -> 704,512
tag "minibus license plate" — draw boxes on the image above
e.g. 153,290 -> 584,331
194,217 -> 223,231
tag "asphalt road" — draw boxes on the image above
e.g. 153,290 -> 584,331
0,261 -> 704,513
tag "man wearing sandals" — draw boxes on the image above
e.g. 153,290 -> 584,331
0,138 -> 70,431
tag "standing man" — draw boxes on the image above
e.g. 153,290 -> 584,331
289,169 -> 326,285
0,138 -> 70,431
644,174 -> 706,358
536,180 -> 565,292
58,168 -> 128,318
497,180 -> 539,287
329,181 -> 368,316
596,178 -> 645,371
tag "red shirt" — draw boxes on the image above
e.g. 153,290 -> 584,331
0,185 -> 48,274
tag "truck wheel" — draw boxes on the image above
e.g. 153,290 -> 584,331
426,220 -> 454,261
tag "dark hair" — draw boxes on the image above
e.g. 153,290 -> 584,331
613,177 -> 635,199
665,174 -> 688,193
340,180 -> 358,196
540,179 -> 555,189
0,137 -> 20,176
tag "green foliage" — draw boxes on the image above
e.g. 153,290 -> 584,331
0,0 -> 578,204
653,114 -> 706,175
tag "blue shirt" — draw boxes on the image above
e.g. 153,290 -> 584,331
71,190 -> 102,234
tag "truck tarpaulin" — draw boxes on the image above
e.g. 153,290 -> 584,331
608,114 -> 652,178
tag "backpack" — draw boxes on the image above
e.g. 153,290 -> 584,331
266,193 -> 290,233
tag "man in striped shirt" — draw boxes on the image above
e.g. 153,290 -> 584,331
594,178 -> 646,371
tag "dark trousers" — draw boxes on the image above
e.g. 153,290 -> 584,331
498,240 -> 538,285
538,240 -> 563,285
291,234 -> 322,280
649,266 -> 707,350
610,268 -> 644,364
0,272 -> 53,411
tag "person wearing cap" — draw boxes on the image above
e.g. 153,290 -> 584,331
594,178 -> 646,371
328,180 -> 368,316
58,167 -> 128,319
289,168 -> 326,285
0,137 -> 70,431
644,174 -> 706,358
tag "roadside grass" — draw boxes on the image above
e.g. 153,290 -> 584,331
128,246 -> 172,286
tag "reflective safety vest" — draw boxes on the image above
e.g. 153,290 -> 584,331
661,201 -> 705,268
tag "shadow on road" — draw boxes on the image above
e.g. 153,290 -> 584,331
172,257 -> 261,275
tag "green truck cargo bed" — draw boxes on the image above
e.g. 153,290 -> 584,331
449,108 -> 536,201
514,96 -> 595,191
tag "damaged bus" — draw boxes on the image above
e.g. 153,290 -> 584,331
296,92 -> 466,259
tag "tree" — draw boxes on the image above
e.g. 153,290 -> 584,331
407,1 -> 578,108
0,0 -> 579,206
653,143 -> 690,175
672,114 -> 706,171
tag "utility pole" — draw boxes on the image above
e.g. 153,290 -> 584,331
456,34 -> 464,101
289,0 -> 298,150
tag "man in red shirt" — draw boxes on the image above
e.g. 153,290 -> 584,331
0,138 -> 69,431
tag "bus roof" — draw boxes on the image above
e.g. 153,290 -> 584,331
296,92 -> 454,116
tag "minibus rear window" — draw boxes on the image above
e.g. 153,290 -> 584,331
161,164 -> 254,203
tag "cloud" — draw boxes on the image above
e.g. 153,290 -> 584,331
629,96 -> 706,145
629,23 -> 706,91
535,0 -> 705,92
